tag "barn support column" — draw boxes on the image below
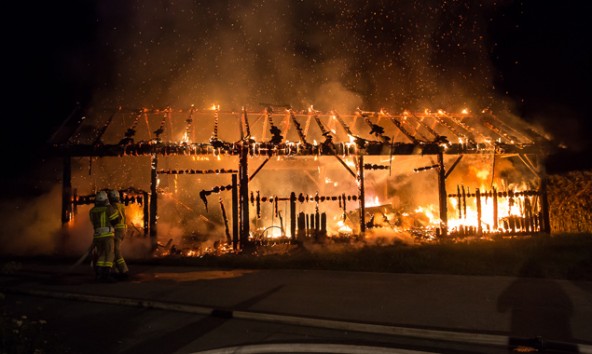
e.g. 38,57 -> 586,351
149,154 -> 158,251
493,187 -> 498,231
437,151 -> 448,236
290,192 -> 296,241
232,173 -> 239,250
61,156 -> 73,225
540,174 -> 551,234
476,188 -> 482,236
358,155 -> 366,235
239,146 -> 250,248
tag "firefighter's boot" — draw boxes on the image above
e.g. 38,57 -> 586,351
98,267 -> 116,283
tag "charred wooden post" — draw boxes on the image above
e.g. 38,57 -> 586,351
462,185 -> 467,221
232,174 -> 239,250
290,192 -> 296,241
239,145 -> 250,248
490,153 -> 496,188
315,207 -> 320,241
358,155 -> 366,235
540,176 -> 551,234
476,188 -> 482,236
61,156 -> 72,224
457,185 -> 462,219
297,212 -> 306,240
493,187 -> 498,231
279,210 -> 286,236
219,197 -> 231,244
256,192 -> 261,218
321,213 -> 327,239
437,151 -> 448,236
149,154 -> 158,250
517,198 -> 525,232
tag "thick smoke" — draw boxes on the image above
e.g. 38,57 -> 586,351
0,185 -> 64,256
89,0 -> 508,112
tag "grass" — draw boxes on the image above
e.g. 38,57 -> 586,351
140,233 -> 592,281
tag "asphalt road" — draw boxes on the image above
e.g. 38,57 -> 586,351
1,260 -> 591,354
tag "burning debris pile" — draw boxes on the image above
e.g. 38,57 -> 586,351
48,105 -> 558,256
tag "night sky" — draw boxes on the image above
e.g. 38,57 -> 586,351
2,0 -> 591,194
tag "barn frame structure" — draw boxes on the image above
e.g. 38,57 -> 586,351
49,105 -> 555,251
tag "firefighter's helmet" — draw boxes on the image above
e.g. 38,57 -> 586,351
95,190 -> 109,203
108,190 -> 120,202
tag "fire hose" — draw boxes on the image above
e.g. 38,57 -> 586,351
66,241 -> 96,274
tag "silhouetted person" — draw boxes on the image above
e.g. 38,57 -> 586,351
498,258 -> 576,351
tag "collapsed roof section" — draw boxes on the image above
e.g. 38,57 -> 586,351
48,105 -> 555,158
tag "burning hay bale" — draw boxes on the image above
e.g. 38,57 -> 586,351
548,170 -> 592,233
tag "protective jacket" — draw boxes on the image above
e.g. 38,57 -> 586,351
89,204 -> 120,238
113,203 -> 127,232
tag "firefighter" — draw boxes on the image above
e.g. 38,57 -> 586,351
89,190 -> 120,282
108,189 -> 130,280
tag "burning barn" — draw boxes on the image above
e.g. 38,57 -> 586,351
49,104 -> 555,255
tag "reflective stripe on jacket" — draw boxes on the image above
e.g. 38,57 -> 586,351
89,205 -> 119,238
